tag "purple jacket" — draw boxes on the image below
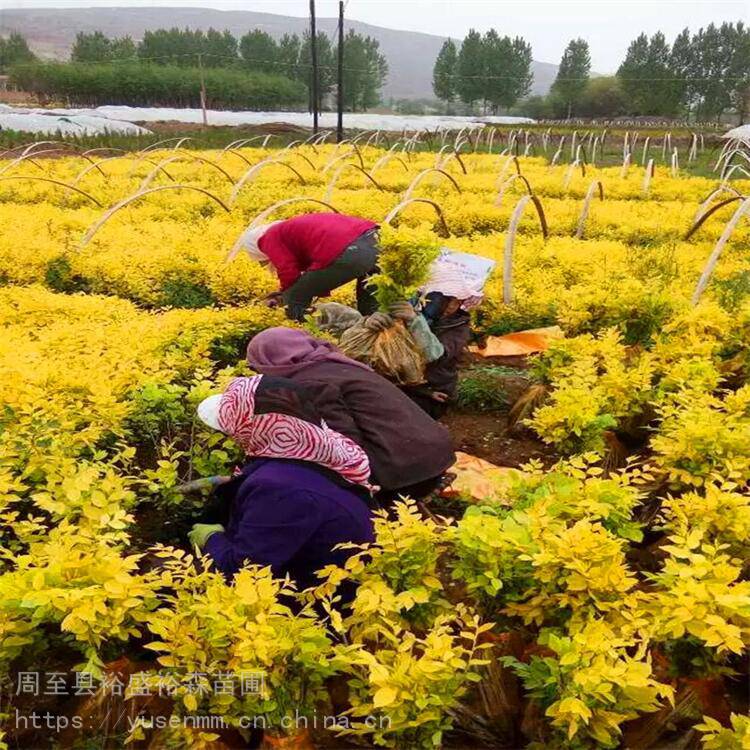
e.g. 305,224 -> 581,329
204,458 -> 374,591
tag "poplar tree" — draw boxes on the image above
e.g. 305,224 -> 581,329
457,29 -> 484,108
552,38 -> 591,118
432,39 -> 458,104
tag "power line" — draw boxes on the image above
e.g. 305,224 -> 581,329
11,45 -> 747,83
13,56 -> 747,83
442,74 -> 748,81
11,51 -> 385,76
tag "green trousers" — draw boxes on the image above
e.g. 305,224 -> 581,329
282,230 -> 380,322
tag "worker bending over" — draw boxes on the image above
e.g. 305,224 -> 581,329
363,291 -> 471,418
233,213 -> 380,321
191,375 -> 374,595
247,327 -> 455,502
398,292 -> 472,418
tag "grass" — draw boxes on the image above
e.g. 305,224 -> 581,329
0,124 -> 311,152
456,365 -> 528,411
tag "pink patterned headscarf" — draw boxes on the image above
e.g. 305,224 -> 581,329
214,375 -> 374,490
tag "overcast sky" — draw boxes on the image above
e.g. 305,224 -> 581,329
2,0 -> 747,71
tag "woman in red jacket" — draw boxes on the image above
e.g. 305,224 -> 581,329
234,213 -> 380,321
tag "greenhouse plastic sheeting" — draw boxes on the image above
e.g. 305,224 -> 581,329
0,105 -> 151,136
0,104 -> 534,133
723,124 -> 750,144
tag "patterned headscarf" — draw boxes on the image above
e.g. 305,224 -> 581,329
200,375 -> 374,490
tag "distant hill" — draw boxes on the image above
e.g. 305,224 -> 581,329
0,6 -> 559,100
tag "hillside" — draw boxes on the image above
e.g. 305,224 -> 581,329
0,6 -> 558,100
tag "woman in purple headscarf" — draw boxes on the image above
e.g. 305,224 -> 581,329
246,327 -> 456,501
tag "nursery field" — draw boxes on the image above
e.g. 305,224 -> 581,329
0,128 -> 749,749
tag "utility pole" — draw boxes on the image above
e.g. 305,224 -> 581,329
309,0 -> 319,133
336,0 -> 344,142
198,53 -> 208,127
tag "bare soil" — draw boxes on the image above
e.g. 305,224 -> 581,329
0,89 -> 35,105
445,351 -> 558,469
442,409 -> 557,469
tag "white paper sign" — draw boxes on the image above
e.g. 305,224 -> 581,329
420,248 -> 496,299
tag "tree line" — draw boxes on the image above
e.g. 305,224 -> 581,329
11,63 -> 305,110
70,26 -> 387,111
434,22 -> 750,122
617,23 -> 750,121
234,28 -> 387,112
0,32 -> 35,72
432,29 -> 533,113
3,26 -> 388,112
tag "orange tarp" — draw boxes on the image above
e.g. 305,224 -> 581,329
442,451 -> 523,504
470,326 -> 564,357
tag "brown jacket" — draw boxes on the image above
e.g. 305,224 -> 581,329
402,311 -> 472,419
277,360 -> 455,491
423,311 -> 472,397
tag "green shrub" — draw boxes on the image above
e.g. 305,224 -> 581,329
10,62 -> 306,109
158,274 -> 215,309
713,269 -> 750,311
126,382 -> 189,445
456,366 -> 521,411
44,256 -> 90,294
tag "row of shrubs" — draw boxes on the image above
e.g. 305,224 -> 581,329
10,62 -> 307,110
